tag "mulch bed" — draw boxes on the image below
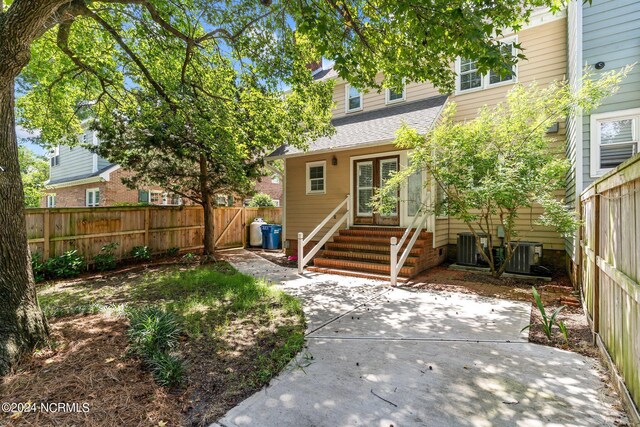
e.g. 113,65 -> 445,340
0,314 -> 183,427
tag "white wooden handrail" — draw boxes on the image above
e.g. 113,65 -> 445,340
390,208 -> 428,286
298,195 -> 351,274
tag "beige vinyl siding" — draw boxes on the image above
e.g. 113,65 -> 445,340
331,75 -> 441,120
434,218 -> 449,248
285,144 -> 401,241
446,18 -> 568,251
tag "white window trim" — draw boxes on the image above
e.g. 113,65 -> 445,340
385,83 -> 406,105
46,194 -> 56,208
345,84 -> 364,113
86,188 -> 100,207
149,190 -> 164,205
455,36 -> 518,95
590,108 -> 640,178
306,160 -> 326,194
356,160 -> 374,217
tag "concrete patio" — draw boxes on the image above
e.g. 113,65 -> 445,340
214,250 -> 627,427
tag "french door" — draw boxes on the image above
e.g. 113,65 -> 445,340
353,156 -> 399,225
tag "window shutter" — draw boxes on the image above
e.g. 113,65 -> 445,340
138,190 -> 149,203
95,190 -> 100,206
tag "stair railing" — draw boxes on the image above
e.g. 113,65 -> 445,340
298,194 -> 351,274
390,207 -> 428,286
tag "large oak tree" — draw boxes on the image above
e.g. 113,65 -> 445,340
1,0 -> 561,375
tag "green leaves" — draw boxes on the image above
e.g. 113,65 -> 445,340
377,68 -> 630,276
521,286 -> 568,341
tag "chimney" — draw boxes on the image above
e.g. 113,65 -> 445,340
306,60 -> 322,73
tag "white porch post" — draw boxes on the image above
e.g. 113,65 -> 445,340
346,194 -> 352,228
390,236 -> 398,287
297,232 -> 304,274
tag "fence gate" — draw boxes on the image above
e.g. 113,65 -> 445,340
213,208 -> 245,249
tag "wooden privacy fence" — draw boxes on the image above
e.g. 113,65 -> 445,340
580,154 -> 640,413
25,206 -> 282,262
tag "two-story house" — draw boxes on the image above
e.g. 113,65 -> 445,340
43,122 -> 284,208
268,8 -> 568,280
565,0 -> 640,280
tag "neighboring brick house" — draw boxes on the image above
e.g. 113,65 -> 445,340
248,174 -> 283,206
43,121 -> 283,208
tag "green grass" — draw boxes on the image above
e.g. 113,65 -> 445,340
37,261 -> 307,391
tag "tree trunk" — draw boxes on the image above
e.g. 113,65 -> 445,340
0,79 -> 49,376
199,153 -> 216,259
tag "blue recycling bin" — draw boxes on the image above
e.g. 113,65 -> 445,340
261,224 -> 282,249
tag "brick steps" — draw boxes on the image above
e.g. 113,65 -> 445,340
309,226 -> 438,280
319,250 -> 420,266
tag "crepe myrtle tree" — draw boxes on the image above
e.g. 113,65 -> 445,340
374,68 -> 630,277
0,0 -> 574,376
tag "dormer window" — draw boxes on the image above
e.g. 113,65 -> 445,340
385,83 -> 406,104
456,36 -> 517,94
346,85 -> 363,113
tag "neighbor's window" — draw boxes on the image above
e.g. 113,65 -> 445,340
386,81 -> 406,104
271,174 -> 280,184
456,36 -> 517,93
46,194 -> 56,208
306,161 -> 326,194
346,85 -> 363,112
591,109 -> 640,176
150,190 -> 164,205
86,188 -> 100,207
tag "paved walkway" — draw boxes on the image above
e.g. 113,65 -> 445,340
214,250 -> 627,427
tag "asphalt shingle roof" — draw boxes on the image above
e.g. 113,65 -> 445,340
46,164 -> 116,185
268,94 -> 448,157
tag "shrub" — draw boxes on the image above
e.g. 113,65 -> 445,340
248,193 -> 276,208
127,306 -> 181,356
147,351 -> 186,387
93,243 -> 119,271
180,253 -> 197,264
42,250 -> 86,279
31,252 -> 46,282
130,245 -> 151,261
166,247 -> 180,257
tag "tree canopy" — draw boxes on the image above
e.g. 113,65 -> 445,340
18,146 -> 48,208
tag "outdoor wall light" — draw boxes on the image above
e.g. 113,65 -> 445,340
332,156 -> 338,166
595,61 -> 605,70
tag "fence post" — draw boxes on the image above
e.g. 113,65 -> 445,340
298,232 -> 304,274
43,209 -> 50,260
241,208 -> 247,248
144,207 -> 150,247
390,236 -> 398,287
593,194 -> 600,334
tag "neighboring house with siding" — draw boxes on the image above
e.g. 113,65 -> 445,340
268,8 -> 568,280
43,121 -> 283,209
565,0 -> 640,279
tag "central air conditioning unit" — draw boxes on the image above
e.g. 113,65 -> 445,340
504,242 -> 543,274
457,232 -> 489,266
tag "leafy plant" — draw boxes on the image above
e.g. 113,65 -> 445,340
127,306 -> 181,356
31,252 -> 46,283
521,287 -> 568,341
130,246 -> 151,261
146,351 -> 186,388
249,193 -> 276,208
166,247 -> 180,257
93,243 -> 119,271
43,250 -> 86,279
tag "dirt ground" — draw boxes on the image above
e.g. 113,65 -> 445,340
407,265 -> 595,357
0,314 -> 183,427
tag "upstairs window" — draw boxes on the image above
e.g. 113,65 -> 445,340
591,109 -> 640,176
306,161 -> 326,194
49,146 -> 60,167
346,85 -> 363,112
456,36 -> 517,94
86,188 -> 100,207
386,82 -> 406,104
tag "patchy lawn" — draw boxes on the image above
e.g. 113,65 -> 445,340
1,261 -> 306,426
407,265 -> 595,357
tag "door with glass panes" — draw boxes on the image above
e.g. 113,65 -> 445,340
353,156 -> 399,225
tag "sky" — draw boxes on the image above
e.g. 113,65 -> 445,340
17,125 -> 45,156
